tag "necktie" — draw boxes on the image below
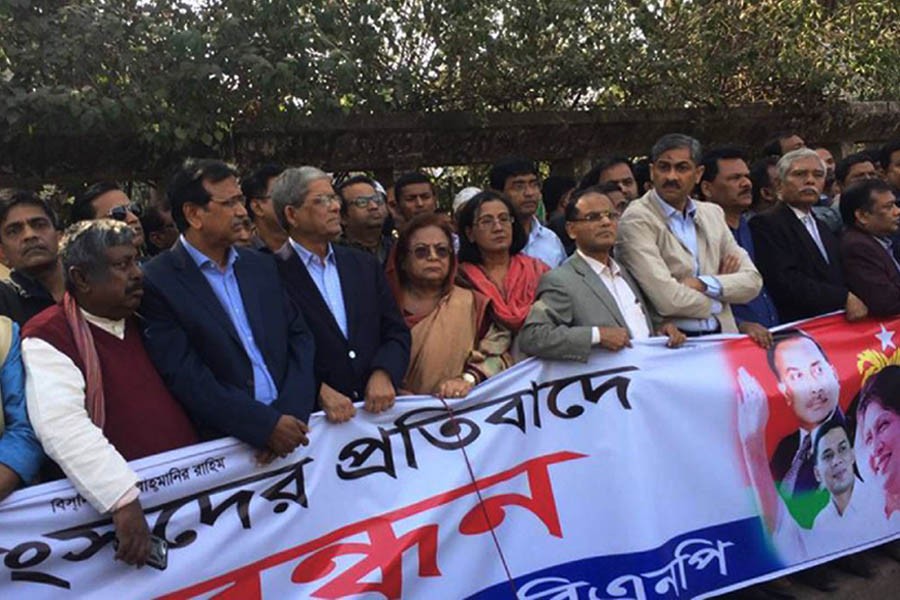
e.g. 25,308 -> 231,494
782,432 -> 812,496
803,214 -> 829,264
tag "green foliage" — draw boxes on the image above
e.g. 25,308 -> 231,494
1,0 -> 898,178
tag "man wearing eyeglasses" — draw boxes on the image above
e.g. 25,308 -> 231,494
140,159 -> 317,463
272,167 -> 410,424
241,163 -> 287,252
335,175 -> 393,265
71,182 -> 145,252
489,157 -> 566,268
616,134 -> 761,336
519,186 -> 684,361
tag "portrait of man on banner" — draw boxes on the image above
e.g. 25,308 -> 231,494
732,320 -> 900,563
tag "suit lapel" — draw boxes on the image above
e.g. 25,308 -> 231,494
172,242 -> 242,345
569,255 -> 627,327
783,205 -> 829,275
279,244 -> 346,342
334,248 -> 356,342
234,251 -> 268,357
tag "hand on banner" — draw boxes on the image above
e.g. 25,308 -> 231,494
738,321 -> 774,349
364,369 -> 396,413
112,499 -> 151,566
845,292 -> 869,322
598,327 -> 632,351
319,382 -> 357,423
657,322 -> 686,348
436,377 -> 474,399
268,415 -> 310,457
736,367 -> 768,445
719,254 -> 741,275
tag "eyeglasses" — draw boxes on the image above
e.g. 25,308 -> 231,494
412,244 -> 451,260
309,193 -> 341,207
347,194 -> 385,208
107,202 -> 143,221
475,214 -> 514,228
569,210 -> 620,223
209,196 -> 245,210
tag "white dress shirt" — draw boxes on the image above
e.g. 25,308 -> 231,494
577,251 -> 651,344
788,205 -> 829,263
23,309 -> 139,514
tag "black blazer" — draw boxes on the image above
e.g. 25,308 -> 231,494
275,242 -> 410,402
140,241 -> 317,449
769,408 -> 846,497
841,227 -> 900,316
749,204 -> 847,323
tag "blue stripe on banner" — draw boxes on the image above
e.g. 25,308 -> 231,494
468,517 -> 783,600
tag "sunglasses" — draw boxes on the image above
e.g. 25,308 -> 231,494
107,203 -> 143,221
411,244 -> 451,260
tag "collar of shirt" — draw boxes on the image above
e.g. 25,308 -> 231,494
651,189 -> 697,221
79,307 -> 126,340
289,237 -> 335,268
577,250 -> 621,278
180,234 -> 238,272
528,216 -> 553,239
9,269 -> 54,301
875,235 -> 894,252
787,204 -> 813,221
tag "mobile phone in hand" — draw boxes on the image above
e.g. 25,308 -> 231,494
112,535 -> 169,571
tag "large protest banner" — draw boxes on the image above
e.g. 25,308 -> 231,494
0,314 -> 897,598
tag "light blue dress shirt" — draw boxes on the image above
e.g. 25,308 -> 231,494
289,239 -> 348,338
0,323 -> 42,483
651,191 -> 723,332
181,236 -> 278,404
522,216 -> 566,268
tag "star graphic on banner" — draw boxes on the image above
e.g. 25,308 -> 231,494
875,324 -> 897,352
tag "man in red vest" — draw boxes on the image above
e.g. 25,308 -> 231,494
22,220 -> 198,567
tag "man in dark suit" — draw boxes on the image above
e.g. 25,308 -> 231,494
140,159 -> 316,460
271,166 -> 410,423
750,148 -> 868,323
519,186 -> 684,361
766,330 -> 844,518
839,179 -> 900,316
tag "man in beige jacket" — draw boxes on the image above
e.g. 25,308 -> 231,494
616,134 -> 762,335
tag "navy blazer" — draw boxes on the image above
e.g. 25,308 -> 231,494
139,241 -> 317,448
275,242 -> 410,402
750,203 -> 846,323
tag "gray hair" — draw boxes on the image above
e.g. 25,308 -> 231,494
60,219 -> 134,292
270,166 -> 331,229
777,148 -> 826,181
651,133 -> 703,164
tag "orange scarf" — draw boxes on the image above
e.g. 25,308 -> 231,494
458,254 -> 549,332
63,292 -> 105,428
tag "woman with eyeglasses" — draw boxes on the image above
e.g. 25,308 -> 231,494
456,190 -> 550,351
391,213 -> 512,398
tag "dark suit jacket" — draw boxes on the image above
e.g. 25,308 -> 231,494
139,241 -> 317,449
769,407 -> 845,496
841,227 -> 900,316
275,242 -> 410,402
749,203 -> 846,322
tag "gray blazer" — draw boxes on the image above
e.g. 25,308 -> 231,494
518,253 -> 655,362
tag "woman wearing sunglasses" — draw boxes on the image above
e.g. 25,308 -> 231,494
391,213 -> 512,398
456,190 -> 550,355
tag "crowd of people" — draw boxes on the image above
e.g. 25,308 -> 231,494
0,131 -> 898,569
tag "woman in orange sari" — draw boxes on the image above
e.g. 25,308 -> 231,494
456,190 -> 550,346
391,213 -> 512,398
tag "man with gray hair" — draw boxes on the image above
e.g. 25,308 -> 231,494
616,133 -> 762,335
750,148 -> 868,322
272,167 -> 409,424
141,159 -> 317,462
22,220 -> 199,566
